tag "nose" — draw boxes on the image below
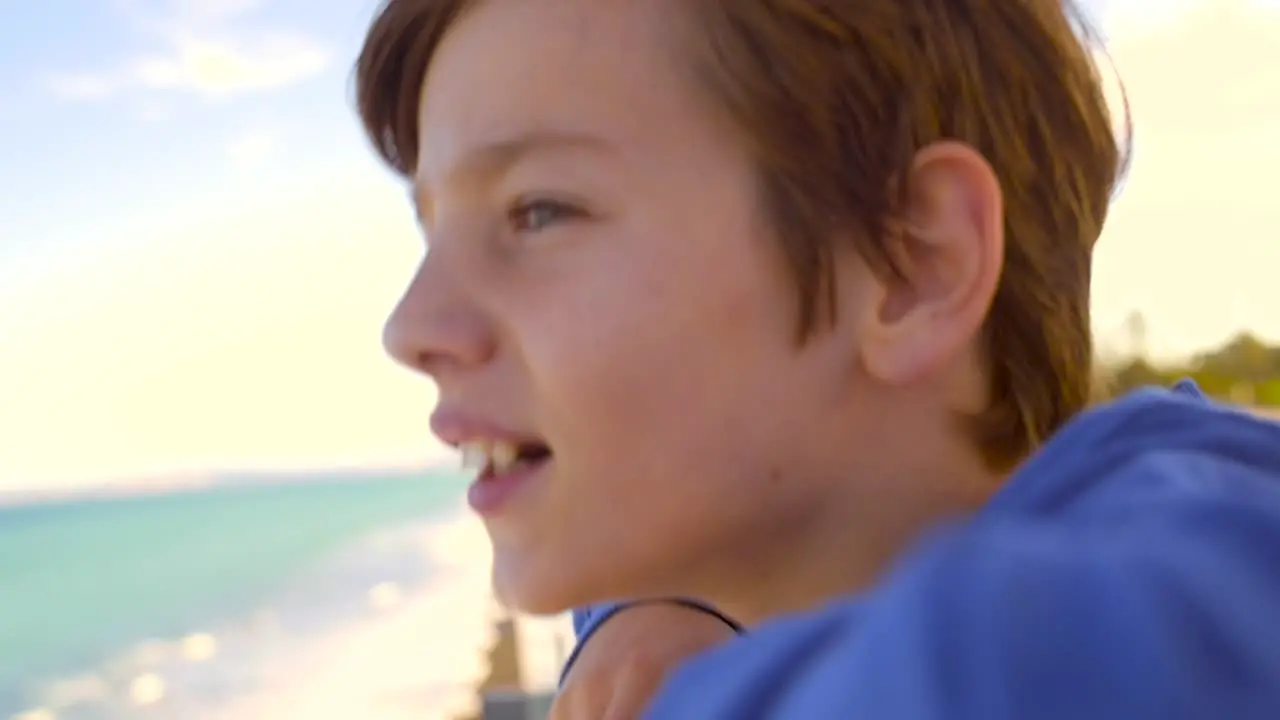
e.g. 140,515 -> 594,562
383,248 -> 497,380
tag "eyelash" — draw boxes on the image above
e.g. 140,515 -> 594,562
506,197 -> 584,234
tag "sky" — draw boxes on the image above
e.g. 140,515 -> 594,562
1,0 -> 1278,492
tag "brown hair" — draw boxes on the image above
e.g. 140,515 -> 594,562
355,0 -> 1130,470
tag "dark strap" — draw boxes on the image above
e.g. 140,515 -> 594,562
558,599 -> 744,686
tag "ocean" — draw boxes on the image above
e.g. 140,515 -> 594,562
0,469 -> 515,719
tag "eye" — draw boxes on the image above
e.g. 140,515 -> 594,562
507,198 -> 583,234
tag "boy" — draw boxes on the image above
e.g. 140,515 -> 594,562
355,0 -> 1280,716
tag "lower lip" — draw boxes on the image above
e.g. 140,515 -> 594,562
467,460 -> 546,516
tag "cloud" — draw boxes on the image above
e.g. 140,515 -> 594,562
46,0 -> 328,103
227,127 -> 277,168
129,33 -> 327,98
132,99 -> 177,124
47,73 -> 125,101
169,0 -> 264,21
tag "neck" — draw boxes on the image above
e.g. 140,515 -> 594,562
709,449 -> 1000,627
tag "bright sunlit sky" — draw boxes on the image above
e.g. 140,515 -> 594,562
1,0 -> 1278,492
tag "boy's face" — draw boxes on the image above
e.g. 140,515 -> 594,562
383,0 -> 999,614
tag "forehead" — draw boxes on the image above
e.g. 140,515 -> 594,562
415,0 -> 702,177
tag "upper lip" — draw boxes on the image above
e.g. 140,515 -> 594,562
430,406 -> 546,449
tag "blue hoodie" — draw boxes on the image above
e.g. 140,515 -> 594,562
568,383 -> 1280,718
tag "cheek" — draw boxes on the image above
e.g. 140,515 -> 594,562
523,224 -> 801,505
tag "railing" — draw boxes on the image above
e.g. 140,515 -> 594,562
481,689 -> 556,720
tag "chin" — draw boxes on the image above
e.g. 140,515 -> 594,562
490,549 -> 701,617
490,549 -> 670,616
489,551 -> 587,616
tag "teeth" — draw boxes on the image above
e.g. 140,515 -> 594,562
459,441 -> 488,472
458,440 -> 520,475
491,442 -> 518,473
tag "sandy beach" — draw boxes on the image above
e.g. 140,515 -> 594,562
214,511 -> 571,720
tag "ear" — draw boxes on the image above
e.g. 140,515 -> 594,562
858,141 -> 1005,385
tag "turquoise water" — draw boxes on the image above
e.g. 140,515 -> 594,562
0,470 -> 467,714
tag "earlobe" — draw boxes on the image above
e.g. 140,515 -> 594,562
859,141 -> 1004,386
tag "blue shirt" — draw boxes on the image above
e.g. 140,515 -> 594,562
569,383 -> 1280,718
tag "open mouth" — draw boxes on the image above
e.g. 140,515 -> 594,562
460,439 -> 552,480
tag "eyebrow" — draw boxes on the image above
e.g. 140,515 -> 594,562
410,130 -> 614,223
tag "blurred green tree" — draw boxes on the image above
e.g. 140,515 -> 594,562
1098,316 -> 1279,408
